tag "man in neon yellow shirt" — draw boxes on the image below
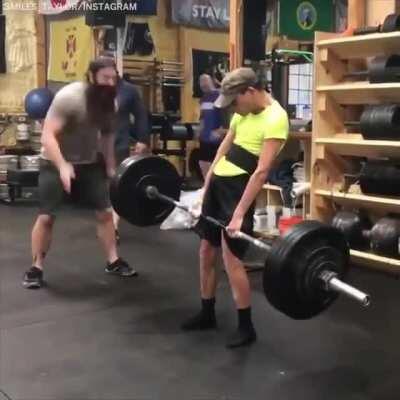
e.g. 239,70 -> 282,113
182,67 -> 289,348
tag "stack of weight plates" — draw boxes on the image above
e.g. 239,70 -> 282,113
30,121 -> 42,153
0,183 -> 9,201
0,155 -> 18,202
0,155 -> 18,182
20,155 -> 40,171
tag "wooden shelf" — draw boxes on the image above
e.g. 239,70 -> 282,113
315,190 -> 400,213
315,137 -> 400,158
262,184 -> 282,191
350,249 -> 400,273
317,32 -> 400,60
289,131 -> 312,141
316,82 -> 400,105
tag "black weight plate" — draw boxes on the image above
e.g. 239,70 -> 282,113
370,217 -> 400,258
263,220 -> 350,320
110,155 -> 181,226
381,13 -> 400,32
360,104 -> 400,140
360,161 -> 400,196
369,55 -> 400,83
332,210 -> 371,249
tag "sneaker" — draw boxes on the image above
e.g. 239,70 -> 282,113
23,266 -> 44,289
181,311 -> 217,331
226,327 -> 257,349
105,258 -> 138,277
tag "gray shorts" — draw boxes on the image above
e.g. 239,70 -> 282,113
38,156 -> 111,216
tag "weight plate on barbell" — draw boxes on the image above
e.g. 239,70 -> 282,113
110,155 -> 181,227
263,221 -> 350,320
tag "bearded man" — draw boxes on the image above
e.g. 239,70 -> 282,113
23,57 -> 137,289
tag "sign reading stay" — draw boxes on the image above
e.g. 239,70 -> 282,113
171,0 -> 229,31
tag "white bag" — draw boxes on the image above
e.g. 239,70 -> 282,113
160,189 -> 203,230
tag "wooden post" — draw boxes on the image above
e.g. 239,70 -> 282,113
366,0 -> 396,26
35,14 -> 46,87
229,0 -> 243,70
348,0 -> 366,29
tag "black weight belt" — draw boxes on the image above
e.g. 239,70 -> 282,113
226,143 -> 259,175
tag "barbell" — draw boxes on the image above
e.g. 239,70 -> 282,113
353,13 -> 400,35
110,155 -> 371,320
343,54 -> 400,83
345,104 -> 400,140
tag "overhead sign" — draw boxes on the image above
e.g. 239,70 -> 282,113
171,0 -> 229,31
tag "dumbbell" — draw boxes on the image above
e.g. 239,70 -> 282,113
344,104 -> 400,140
354,13 -> 400,35
332,211 -> 400,258
343,54 -> 400,83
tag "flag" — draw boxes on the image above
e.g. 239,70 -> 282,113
48,16 -> 94,82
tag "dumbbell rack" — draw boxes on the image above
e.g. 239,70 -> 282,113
311,31 -> 400,273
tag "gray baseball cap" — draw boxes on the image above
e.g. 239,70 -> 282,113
214,67 -> 257,108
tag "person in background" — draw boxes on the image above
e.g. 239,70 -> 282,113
23,57 -> 137,289
112,71 -> 151,243
197,74 -> 227,180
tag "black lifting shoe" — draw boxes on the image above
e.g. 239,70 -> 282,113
181,298 -> 217,331
181,311 -> 217,331
23,266 -> 44,289
105,258 -> 138,277
226,326 -> 257,349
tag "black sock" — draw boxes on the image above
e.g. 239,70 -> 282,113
238,307 -> 253,330
201,297 -> 215,316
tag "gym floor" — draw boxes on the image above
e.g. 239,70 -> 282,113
0,203 -> 399,400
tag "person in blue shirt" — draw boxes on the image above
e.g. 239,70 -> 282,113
197,74 -> 226,179
113,73 -> 150,241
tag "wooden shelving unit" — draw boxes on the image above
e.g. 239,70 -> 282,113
255,131 -> 311,237
317,32 -> 400,60
311,31 -> 400,273
315,136 -> 400,158
314,190 -> 400,213
316,82 -> 400,105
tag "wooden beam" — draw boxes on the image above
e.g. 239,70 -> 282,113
35,14 -> 46,87
366,0 -> 396,26
348,0 -> 366,29
229,0 -> 243,70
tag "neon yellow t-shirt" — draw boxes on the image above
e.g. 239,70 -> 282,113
213,100 -> 289,177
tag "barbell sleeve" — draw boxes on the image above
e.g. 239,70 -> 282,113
319,271 -> 370,307
343,70 -> 369,79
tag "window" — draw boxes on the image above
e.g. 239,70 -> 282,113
288,63 -> 313,120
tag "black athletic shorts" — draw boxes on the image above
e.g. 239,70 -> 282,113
199,141 -> 220,162
194,173 -> 254,260
38,155 -> 111,216
115,147 -> 130,166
